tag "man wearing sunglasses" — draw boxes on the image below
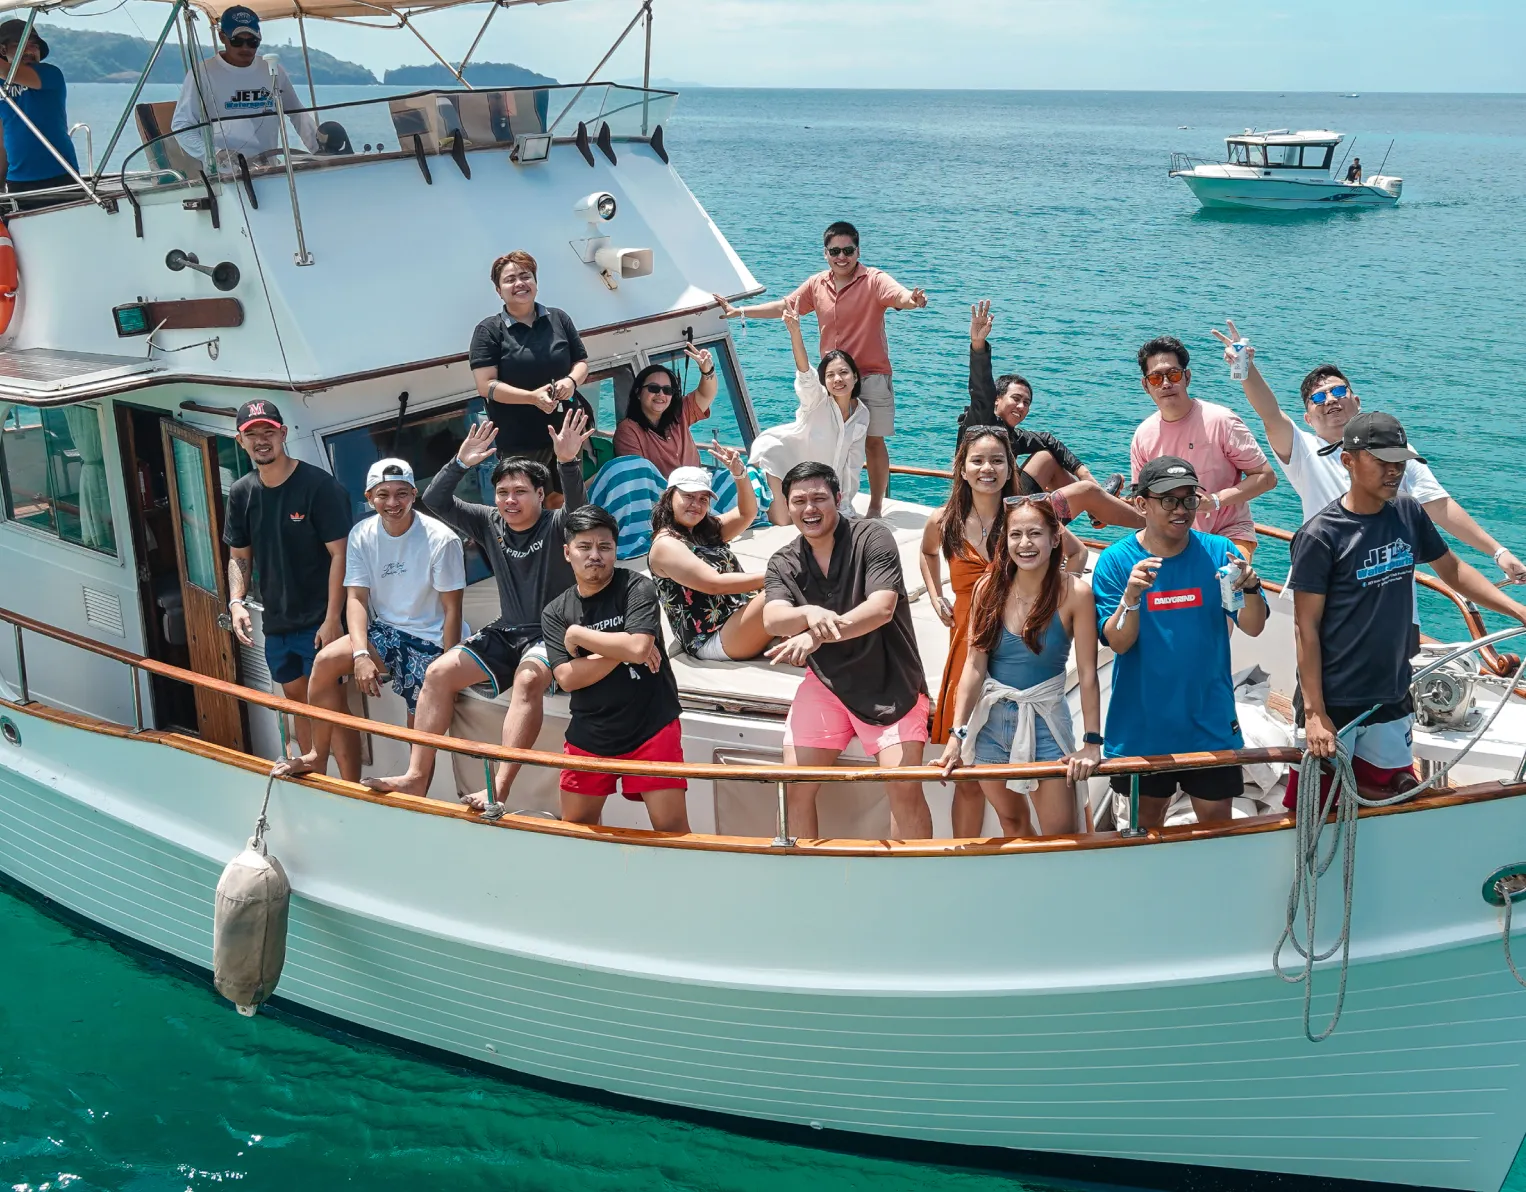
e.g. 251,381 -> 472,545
1218,321 -> 1526,584
1092,456 -> 1268,828
713,220 -> 926,520
1132,335 -> 1276,559
172,6 -> 318,167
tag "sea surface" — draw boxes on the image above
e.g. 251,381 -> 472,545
6,87 -> 1526,1190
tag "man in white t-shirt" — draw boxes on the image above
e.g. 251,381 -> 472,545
171,6 -> 318,167
1216,320 -> 1526,584
278,458 -> 466,784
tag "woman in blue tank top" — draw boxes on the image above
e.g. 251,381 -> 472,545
936,497 -> 1103,837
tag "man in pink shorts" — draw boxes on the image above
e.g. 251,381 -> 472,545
763,461 -> 932,839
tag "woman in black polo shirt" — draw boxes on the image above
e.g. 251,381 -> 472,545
469,249 -> 591,501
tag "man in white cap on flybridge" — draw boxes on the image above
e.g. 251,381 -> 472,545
277,457 -> 465,784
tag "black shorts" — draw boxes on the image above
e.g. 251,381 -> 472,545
1015,467 -> 1045,496
456,622 -> 549,696
1109,765 -> 1244,802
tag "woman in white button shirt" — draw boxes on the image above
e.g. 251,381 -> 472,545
749,300 -> 871,524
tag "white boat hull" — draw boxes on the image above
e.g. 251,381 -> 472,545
4,704 -> 1526,1190
1173,171 -> 1401,211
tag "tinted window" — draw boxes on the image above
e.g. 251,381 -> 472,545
646,338 -> 752,449
0,405 -> 117,556
1302,144 -> 1333,170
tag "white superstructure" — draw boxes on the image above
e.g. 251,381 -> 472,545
1171,129 -> 1403,211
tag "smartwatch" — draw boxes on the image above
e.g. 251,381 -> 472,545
1082,732 -> 1104,746
952,725 -> 970,741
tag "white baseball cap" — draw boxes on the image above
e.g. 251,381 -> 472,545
666,466 -> 715,496
365,458 -> 416,491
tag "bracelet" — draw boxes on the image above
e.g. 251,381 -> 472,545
1121,599 -> 1141,613
228,598 -> 246,609
701,367 -> 716,378
352,648 -> 370,660
1211,493 -> 1222,510
1495,546 -> 1510,563
487,380 -> 497,402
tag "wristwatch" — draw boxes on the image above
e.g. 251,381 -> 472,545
952,725 -> 970,741
1083,731 -> 1104,746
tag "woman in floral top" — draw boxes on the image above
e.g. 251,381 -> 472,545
647,445 -> 773,662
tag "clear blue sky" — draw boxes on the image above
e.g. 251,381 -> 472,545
58,0 -> 1526,90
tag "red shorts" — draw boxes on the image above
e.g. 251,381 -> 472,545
560,718 -> 688,800
1283,757 -> 1415,812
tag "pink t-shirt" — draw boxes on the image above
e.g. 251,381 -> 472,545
787,264 -> 907,377
613,390 -> 711,476
1130,399 -> 1268,541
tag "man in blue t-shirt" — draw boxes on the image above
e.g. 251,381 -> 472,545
0,22 -> 80,206
1092,456 -> 1269,826
1289,412 -> 1526,801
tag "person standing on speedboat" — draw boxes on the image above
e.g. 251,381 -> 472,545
0,21 -> 80,207
171,6 -> 318,166
713,221 -> 927,520
1215,320 -> 1526,582
1092,457 -> 1268,827
1132,335 -> 1277,559
763,461 -> 932,840
1289,413 -> 1526,803
224,400 -> 352,757
961,301 -> 1141,529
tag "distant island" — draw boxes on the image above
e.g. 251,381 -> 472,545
38,24 -> 555,89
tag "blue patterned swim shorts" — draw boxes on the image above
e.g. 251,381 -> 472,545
367,621 -> 442,714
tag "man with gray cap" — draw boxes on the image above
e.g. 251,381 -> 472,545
172,5 -> 318,166
0,21 -> 80,204
1289,413 -> 1526,801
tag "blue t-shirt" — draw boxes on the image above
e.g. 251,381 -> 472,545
1,63 -> 79,183
1093,530 -> 1245,758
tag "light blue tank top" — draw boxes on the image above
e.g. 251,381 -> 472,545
987,614 -> 1071,690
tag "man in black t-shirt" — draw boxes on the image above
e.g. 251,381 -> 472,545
223,399 -> 352,753
1289,412 -> 1526,801
959,301 -> 1140,528
762,461 -> 932,841
541,505 -> 688,833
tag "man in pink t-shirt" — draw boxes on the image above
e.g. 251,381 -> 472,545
714,220 -> 926,519
1130,335 -> 1276,557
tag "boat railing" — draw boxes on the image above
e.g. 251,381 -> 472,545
1168,151 -> 1216,175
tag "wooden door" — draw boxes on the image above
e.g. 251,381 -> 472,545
160,420 -> 248,751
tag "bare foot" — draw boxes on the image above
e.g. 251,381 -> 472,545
459,790 -> 489,812
362,773 -> 430,796
865,503 -> 885,520
273,751 -> 322,778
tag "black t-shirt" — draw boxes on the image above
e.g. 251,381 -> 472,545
468,304 -> 589,451
1289,494 -> 1447,707
959,343 -> 1085,476
764,518 -> 927,725
542,569 -> 682,756
223,460 -> 353,635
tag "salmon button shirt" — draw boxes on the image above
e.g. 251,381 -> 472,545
787,264 -> 908,379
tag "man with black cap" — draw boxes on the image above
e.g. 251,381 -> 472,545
0,21 -> 81,205
224,400 -> 352,753
1091,455 -> 1269,827
1289,412 -> 1526,799
172,5 -> 318,167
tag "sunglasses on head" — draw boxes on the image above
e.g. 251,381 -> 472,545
1310,383 -> 1352,405
642,382 -> 676,396
1146,492 -> 1202,512
1144,366 -> 1186,388
826,245 -> 857,258
1003,493 -> 1053,507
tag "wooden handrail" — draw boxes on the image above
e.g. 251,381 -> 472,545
0,603 -> 1300,784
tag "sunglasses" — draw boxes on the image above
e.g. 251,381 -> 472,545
1003,493 -> 1053,507
1144,367 -> 1186,388
642,383 -> 676,396
1145,492 -> 1202,512
229,35 -> 261,47
1310,383 -> 1352,405
826,245 -> 857,258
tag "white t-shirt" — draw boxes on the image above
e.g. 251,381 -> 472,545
171,56 -> 318,162
1281,423 -> 1447,523
344,513 -> 466,647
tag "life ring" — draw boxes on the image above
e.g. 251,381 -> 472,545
0,217 -> 16,335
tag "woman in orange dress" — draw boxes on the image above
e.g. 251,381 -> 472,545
921,425 -> 1088,836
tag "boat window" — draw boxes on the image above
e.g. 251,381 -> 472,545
323,398 -> 494,585
578,363 -> 637,436
1228,142 -> 1251,165
1265,144 -> 1300,167
646,338 -> 751,449
1301,144 -> 1333,170
0,404 -> 117,556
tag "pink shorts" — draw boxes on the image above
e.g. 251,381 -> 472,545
784,669 -> 930,757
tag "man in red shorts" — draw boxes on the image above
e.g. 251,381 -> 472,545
763,461 -> 932,839
541,505 -> 688,832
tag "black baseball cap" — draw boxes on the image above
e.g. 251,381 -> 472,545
1132,455 -> 1201,496
236,399 -> 284,432
1316,411 -> 1426,463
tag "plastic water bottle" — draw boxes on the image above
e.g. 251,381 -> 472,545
1228,338 -> 1251,382
1218,561 -> 1245,612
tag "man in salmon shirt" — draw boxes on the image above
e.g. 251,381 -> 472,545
1130,335 -> 1277,559
714,221 -> 926,520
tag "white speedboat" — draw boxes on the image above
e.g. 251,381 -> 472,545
2,4 -> 1525,1190
1171,129 -> 1402,210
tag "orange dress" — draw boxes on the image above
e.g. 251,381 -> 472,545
931,545 -> 991,743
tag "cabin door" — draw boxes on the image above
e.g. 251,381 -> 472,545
160,420 -> 248,751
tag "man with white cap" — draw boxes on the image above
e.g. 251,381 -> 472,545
172,4 -> 318,167
277,457 -> 465,783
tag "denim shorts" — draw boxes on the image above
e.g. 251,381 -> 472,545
972,700 -> 1070,766
263,625 -> 321,686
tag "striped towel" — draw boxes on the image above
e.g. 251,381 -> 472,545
587,456 -> 667,558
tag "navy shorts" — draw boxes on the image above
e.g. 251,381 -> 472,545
1109,765 -> 1244,802
264,625 -> 321,685
368,621 -> 443,714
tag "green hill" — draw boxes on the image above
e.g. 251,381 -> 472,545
38,23 -> 378,84
383,62 -> 555,87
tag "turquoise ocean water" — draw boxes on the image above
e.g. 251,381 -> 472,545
5,87 -> 1526,1189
